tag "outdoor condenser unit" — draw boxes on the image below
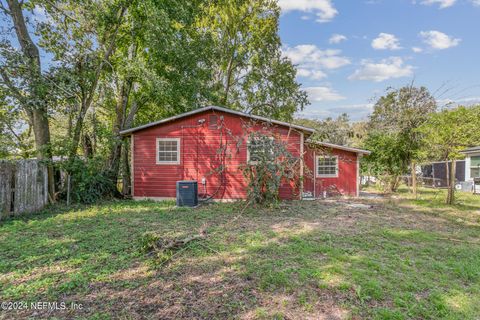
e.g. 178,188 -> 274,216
176,181 -> 198,207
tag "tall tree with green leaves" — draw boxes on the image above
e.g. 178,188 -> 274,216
418,105 -> 480,204
362,132 -> 409,192
0,0 -> 57,198
198,0 -> 308,121
366,85 -> 437,194
36,0 -> 129,159
101,0 -> 213,193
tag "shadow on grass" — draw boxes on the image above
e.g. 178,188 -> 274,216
1,199 -> 479,319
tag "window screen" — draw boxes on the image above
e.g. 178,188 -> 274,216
317,156 -> 338,177
248,138 -> 274,163
157,139 -> 180,164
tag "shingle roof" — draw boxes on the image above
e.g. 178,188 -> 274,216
119,105 -> 316,135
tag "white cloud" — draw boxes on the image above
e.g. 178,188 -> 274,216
278,0 -> 338,22
419,30 -> 461,49
348,57 -> 414,82
305,86 -> 346,102
329,34 -> 347,44
419,0 -> 480,7
283,45 -> 350,70
297,68 -> 327,80
420,0 -> 457,8
371,33 -> 402,50
283,44 -> 350,80
412,47 -> 423,53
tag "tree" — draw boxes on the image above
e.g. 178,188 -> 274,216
366,85 -> 436,195
362,133 -> 409,192
0,0 -> 55,198
36,0 -> 129,159
295,113 -> 360,146
418,105 -> 480,204
102,0 -> 214,193
198,0 -> 308,121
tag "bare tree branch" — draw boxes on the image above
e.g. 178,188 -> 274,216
0,1 -> 11,15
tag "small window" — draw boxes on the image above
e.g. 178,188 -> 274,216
471,156 -> 480,178
209,115 -> 218,128
316,155 -> 338,177
156,138 -> 180,165
247,137 -> 274,164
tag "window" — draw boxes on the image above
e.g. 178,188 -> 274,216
156,138 -> 180,164
471,156 -> 480,178
209,115 -> 218,128
247,137 -> 274,164
316,155 -> 338,177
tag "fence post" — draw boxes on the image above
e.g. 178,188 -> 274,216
67,174 -> 71,206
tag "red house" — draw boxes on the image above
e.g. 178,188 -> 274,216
120,106 -> 370,201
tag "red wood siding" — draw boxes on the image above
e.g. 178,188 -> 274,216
304,146 -> 358,197
132,110 -> 302,200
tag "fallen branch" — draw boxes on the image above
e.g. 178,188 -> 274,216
139,225 -> 208,266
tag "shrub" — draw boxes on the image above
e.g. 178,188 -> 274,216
58,157 -> 116,204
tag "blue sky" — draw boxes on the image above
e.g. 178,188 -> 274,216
278,0 -> 480,120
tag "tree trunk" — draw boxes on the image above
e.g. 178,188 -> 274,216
68,101 -> 89,159
107,79 -> 132,182
446,159 -> 456,205
391,176 -> 400,193
222,38 -> 237,106
411,160 -> 417,197
82,133 -> 94,158
32,107 -> 55,200
106,42 -> 138,192
7,0 -> 54,200
121,142 -> 131,195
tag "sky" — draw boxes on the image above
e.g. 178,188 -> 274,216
278,0 -> 480,121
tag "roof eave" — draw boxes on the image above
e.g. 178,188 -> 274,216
306,140 -> 371,155
460,147 -> 480,154
119,105 -> 316,136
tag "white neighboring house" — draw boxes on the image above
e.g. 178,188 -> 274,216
461,146 -> 480,182
461,146 -> 480,193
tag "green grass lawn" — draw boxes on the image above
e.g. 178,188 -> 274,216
1,188 -> 479,319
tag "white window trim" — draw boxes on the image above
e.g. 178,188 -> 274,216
246,136 -> 274,165
156,138 -> 181,165
470,156 -> 480,177
316,155 -> 339,178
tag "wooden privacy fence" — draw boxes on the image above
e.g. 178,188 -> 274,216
0,160 -> 48,220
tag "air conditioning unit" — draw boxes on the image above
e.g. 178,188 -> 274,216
176,181 -> 198,207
